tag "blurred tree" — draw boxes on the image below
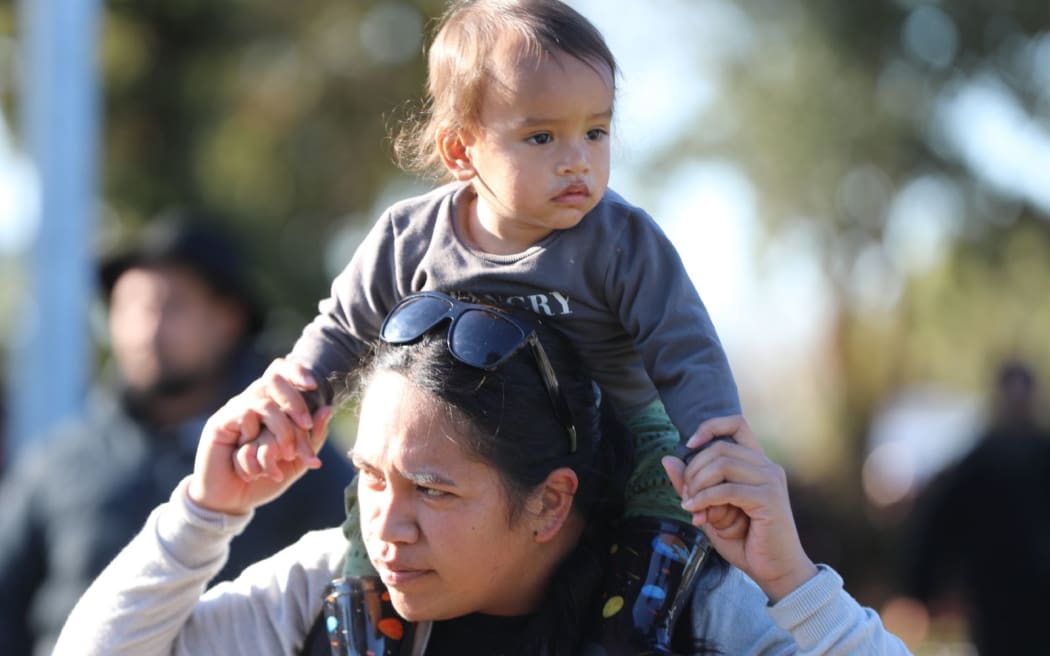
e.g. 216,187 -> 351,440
644,0 -> 1050,481
97,0 -> 445,343
0,3 -> 20,349
634,0 -> 1050,610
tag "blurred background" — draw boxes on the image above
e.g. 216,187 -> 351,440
2,1 -> 1050,653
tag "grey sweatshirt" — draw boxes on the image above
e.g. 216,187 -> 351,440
290,182 -> 740,436
53,479 -> 912,656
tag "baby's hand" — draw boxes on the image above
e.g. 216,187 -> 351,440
231,358 -> 325,483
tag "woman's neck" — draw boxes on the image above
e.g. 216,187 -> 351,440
426,612 -> 534,656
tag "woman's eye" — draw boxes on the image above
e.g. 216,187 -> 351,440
359,468 -> 384,487
418,486 -> 449,499
527,133 -> 553,145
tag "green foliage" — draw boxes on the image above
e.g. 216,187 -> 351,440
635,3 -> 1050,621
98,0 -> 445,345
648,0 -> 1050,466
901,215 -> 1050,389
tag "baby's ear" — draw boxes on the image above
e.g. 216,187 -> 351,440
437,129 -> 476,180
529,467 -> 578,542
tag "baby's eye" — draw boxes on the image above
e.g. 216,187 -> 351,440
586,127 -> 608,141
526,132 -> 553,145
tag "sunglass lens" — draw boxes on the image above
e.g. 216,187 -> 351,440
451,310 -> 526,367
381,295 -> 454,343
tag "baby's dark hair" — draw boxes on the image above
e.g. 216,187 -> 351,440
393,0 -> 619,178
354,298 -> 631,654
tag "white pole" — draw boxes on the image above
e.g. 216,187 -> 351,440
6,0 -> 101,460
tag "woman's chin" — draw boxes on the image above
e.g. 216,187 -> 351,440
387,592 -> 431,622
390,593 -> 467,623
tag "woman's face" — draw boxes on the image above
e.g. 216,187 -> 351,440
351,370 -> 550,620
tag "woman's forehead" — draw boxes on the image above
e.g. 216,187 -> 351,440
354,371 -> 476,472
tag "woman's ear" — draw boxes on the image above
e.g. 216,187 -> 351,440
437,128 -> 476,181
529,467 -> 579,543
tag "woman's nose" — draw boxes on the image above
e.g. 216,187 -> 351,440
370,488 -> 419,545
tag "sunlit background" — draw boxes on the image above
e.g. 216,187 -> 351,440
3,1 -> 1050,652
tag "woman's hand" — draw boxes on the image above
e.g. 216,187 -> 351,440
188,379 -> 333,516
230,358 -> 324,480
663,416 -> 818,603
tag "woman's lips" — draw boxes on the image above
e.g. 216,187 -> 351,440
377,564 -> 430,586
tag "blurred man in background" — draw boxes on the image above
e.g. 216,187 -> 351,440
0,213 -> 354,656
901,359 -> 1050,655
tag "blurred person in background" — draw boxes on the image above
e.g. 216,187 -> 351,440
900,359 -> 1050,655
0,212 -> 354,656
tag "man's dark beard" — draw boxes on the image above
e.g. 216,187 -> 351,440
121,343 -> 247,424
123,368 -> 219,422
148,372 -> 204,398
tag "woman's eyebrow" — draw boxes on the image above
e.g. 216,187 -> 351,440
347,450 -> 456,487
347,450 -> 371,469
402,470 -> 456,487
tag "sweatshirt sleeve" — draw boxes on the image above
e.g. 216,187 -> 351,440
690,564 -> 913,655
603,207 -> 740,434
288,210 -> 404,404
52,478 -> 347,656
51,478 -> 253,656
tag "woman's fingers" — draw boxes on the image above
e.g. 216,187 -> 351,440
222,358 -> 327,472
681,439 -> 772,498
685,413 -> 749,449
229,388 -> 310,460
679,444 -> 788,536
192,380 -> 331,516
261,358 -> 318,431
305,405 -> 333,465
677,419 -> 817,599
683,478 -> 781,520
231,405 -> 332,483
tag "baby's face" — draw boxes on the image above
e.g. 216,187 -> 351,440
459,44 -> 614,249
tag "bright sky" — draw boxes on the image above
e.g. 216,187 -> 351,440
0,109 -> 38,254
568,0 -> 831,377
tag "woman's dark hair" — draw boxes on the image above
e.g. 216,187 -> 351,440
355,303 -> 631,654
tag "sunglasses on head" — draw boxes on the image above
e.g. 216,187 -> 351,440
379,291 -> 578,453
